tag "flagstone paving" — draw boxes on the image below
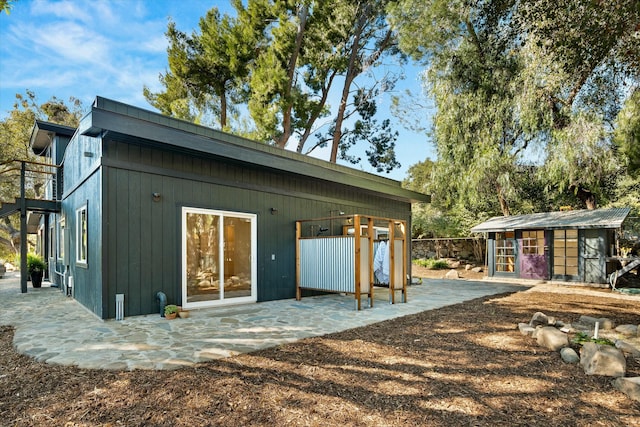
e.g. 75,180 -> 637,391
0,272 -> 525,370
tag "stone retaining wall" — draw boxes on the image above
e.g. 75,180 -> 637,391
412,237 -> 486,262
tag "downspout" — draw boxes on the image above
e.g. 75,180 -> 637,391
155,291 -> 167,317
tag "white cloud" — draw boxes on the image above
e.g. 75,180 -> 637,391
29,0 -> 94,24
27,22 -> 110,63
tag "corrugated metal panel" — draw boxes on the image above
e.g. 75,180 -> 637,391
300,237 -> 355,293
471,208 -> 631,233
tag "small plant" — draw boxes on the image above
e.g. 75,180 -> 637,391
27,253 -> 46,274
164,304 -> 179,316
571,331 -> 615,347
414,258 -> 449,270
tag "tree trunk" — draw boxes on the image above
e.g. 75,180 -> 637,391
330,7 -> 369,163
275,4 -> 308,149
570,185 -> 597,209
496,184 -> 511,216
220,91 -> 227,130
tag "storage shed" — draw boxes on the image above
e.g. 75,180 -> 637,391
15,96 -> 429,319
471,208 -> 631,284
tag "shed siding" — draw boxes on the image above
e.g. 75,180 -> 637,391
100,139 -> 411,318
583,229 -> 606,284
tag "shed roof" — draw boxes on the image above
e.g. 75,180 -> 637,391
470,208 -> 631,233
78,96 -> 430,204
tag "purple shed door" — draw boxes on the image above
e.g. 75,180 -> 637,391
519,230 -> 548,280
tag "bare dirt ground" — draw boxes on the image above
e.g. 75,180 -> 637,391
1,270 -> 639,426
411,263 -> 486,281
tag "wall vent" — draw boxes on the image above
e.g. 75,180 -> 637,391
115,294 -> 125,320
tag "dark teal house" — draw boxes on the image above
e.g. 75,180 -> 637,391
20,97 -> 428,319
471,208 -> 631,284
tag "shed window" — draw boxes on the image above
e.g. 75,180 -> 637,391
495,231 -> 515,272
76,205 -> 88,265
522,230 -> 545,255
553,229 -> 578,276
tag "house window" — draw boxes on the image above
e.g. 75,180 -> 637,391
76,205 -> 88,265
495,231 -> 515,272
49,222 -> 55,259
522,230 -> 545,255
58,217 -> 65,260
37,226 -> 43,255
553,229 -> 578,276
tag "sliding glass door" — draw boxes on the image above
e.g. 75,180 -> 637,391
552,229 -> 579,280
182,207 -> 256,308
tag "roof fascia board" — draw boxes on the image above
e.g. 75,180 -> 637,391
471,208 -> 631,233
83,102 -> 430,203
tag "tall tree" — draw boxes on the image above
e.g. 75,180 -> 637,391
390,0 -> 640,213
1,0 -> 16,15
614,88 -> 640,177
148,0 -> 404,173
143,3 -> 262,130
0,91 -> 83,258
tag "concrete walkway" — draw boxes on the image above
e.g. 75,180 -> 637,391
0,272 -> 525,370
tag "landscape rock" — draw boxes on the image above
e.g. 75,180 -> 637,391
578,315 -> 615,330
449,261 -> 461,269
471,267 -> 484,273
580,342 -> 626,377
560,347 -> 580,364
612,377 -> 640,402
531,325 -> 542,339
536,326 -> 569,351
518,323 -> 535,336
445,269 -> 459,279
465,264 -> 473,271
615,324 -> 638,337
559,324 -> 575,333
615,340 -> 640,357
530,312 -> 549,327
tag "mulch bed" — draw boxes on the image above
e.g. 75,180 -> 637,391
1,288 -> 639,426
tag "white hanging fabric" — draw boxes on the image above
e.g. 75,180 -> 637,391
374,240 -> 389,283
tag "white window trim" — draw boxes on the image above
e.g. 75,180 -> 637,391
58,216 -> 65,261
76,204 -> 88,266
49,221 -> 55,260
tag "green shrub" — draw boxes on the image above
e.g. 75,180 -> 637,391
164,304 -> 180,315
571,331 -> 615,347
413,258 -> 449,270
27,253 -> 46,274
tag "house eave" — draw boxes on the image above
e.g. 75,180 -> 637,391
30,120 -> 76,154
81,97 -> 430,204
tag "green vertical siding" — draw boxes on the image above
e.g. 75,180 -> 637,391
98,139 -> 412,318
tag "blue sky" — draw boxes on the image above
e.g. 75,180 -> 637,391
0,0 -> 434,181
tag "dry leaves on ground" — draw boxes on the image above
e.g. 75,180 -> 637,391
1,286 -> 639,426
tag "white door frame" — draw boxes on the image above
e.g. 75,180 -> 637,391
181,206 -> 257,309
